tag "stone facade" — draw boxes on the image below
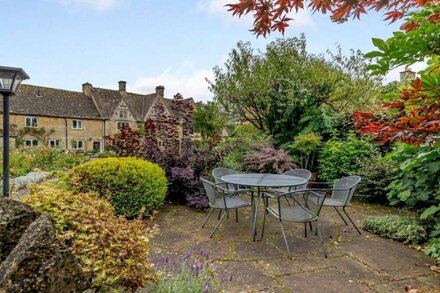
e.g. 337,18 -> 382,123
0,82 -> 194,152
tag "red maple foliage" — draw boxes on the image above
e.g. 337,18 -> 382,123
226,0 -> 438,36
352,78 -> 440,145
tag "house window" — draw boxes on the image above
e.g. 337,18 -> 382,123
24,139 -> 38,147
117,122 -> 129,130
72,120 -> 83,129
71,140 -> 84,150
49,139 -> 61,148
119,110 -> 128,119
25,116 -> 38,127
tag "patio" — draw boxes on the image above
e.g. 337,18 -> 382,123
149,201 -> 439,292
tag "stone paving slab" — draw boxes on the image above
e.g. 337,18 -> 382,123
149,202 -> 438,292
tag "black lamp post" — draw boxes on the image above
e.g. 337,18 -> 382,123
0,66 -> 29,197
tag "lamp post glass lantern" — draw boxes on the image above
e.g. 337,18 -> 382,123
0,66 -> 29,197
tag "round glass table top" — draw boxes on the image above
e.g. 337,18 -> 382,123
221,173 -> 307,188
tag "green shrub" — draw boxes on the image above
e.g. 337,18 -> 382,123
22,183 -> 157,291
220,124 -> 269,172
287,132 -> 322,171
423,238 -> 440,263
386,143 -> 440,210
363,215 -> 427,244
351,156 -> 396,203
318,133 -> 378,181
70,157 -> 167,218
0,147 -> 88,178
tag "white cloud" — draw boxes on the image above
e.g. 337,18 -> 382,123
131,61 -> 214,102
196,0 -> 316,29
53,0 -> 122,12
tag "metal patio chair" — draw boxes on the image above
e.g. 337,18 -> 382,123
312,176 -> 362,234
212,167 -> 248,193
268,169 -> 312,194
262,189 -> 328,258
201,178 -> 252,238
266,169 -> 313,233
212,167 -> 254,221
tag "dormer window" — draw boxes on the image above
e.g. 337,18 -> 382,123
72,120 -> 83,129
119,110 -> 128,119
25,116 -> 38,128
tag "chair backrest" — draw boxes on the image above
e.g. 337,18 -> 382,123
201,177 -> 221,203
284,169 -> 312,190
281,189 -> 327,220
303,189 -> 328,217
331,176 -> 361,205
212,167 -> 237,184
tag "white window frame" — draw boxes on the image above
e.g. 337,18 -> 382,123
49,139 -> 61,148
117,121 -> 129,130
71,140 -> 84,150
25,116 -> 38,128
119,110 -> 128,119
24,139 -> 38,147
72,119 -> 83,129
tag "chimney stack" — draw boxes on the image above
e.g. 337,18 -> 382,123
119,81 -> 127,94
400,67 -> 416,83
156,85 -> 164,98
82,82 -> 92,97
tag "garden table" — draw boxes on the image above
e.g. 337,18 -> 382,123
221,173 -> 307,241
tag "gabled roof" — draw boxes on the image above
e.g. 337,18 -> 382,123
87,88 -> 123,119
0,84 -> 102,119
161,97 -> 195,120
89,88 -> 158,121
0,82 -> 187,123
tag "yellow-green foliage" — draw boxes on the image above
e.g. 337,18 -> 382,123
70,157 -> 167,218
22,183 -> 157,291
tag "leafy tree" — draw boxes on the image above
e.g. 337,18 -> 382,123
193,101 -> 229,141
225,0 -> 438,36
209,36 -> 380,145
353,5 -> 440,145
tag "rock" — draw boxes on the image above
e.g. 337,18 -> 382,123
9,171 -> 51,191
0,198 -> 38,262
0,214 -> 90,292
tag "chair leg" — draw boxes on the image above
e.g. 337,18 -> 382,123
316,222 -> 328,258
202,208 -> 214,228
218,209 -> 222,220
309,222 -> 313,232
279,220 -> 292,259
265,197 -> 269,214
251,194 -> 255,216
261,197 -> 268,240
334,207 -> 348,225
210,209 -> 227,238
343,207 -> 362,235
304,223 -> 307,237
252,194 -> 260,241
284,196 -> 291,206
235,209 -> 238,223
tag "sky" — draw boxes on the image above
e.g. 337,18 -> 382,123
0,0 -> 424,102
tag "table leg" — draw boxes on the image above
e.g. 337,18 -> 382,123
252,187 -> 261,242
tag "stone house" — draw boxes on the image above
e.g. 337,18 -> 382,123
0,81 -> 194,152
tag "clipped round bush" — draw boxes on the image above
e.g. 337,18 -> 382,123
70,157 -> 167,218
